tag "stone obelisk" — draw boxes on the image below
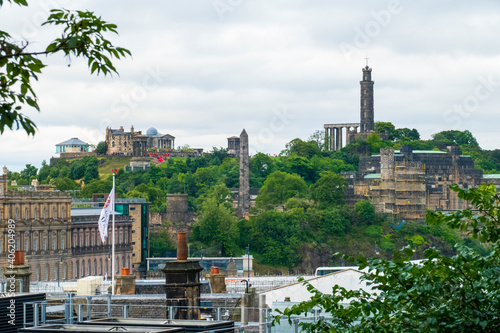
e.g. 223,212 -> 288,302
238,129 -> 250,218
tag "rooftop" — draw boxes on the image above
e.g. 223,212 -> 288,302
56,138 -> 89,146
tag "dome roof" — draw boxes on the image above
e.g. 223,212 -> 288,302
146,127 -> 158,136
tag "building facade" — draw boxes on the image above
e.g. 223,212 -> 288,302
0,167 -> 73,282
105,126 -> 175,156
71,209 -> 133,279
344,145 -> 489,220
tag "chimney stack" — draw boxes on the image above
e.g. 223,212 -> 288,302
177,232 -> 188,260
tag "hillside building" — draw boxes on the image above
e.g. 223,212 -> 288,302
105,126 -> 175,156
344,145 -> 500,220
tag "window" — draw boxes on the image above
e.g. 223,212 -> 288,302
43,236 -> 47,251
61,234 -> 65,250
15,237 -> 19,250
52,233 -> 57,250
24,234 -> 29,252
34,208 -> 38,219
75,261 -> 79,279
15,207 -> 19,220
73,233 -> 77,248
79,231 -> 83,247
85,232 -> 89,247
93,259 -> 97,275
25,207 -> 28,219
35,266 -> 40,281
54,266 -> 58,281
43,207 -> 47,219
112,141 -> 115,147
33,237 -> 38,251
52,207 -> 56,218
0,239 -> 3,254
91,231 -> 95,246
45,264 -> 49,281
81,260 -> 85,277
99,259 -> 102,275
62,207 -> 65,218
119,230 -> 123,244
62,263 -> 67,280
87,259 -> 91,276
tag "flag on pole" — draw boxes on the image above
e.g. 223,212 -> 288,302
98,186 -> 114,243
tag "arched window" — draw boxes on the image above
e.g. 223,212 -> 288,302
75,261 -> 79,279
119,229 -> 123,244
91,231 -> 95,246
33,233 -> 38,251
93,259 -> 97,275
24,232 -> 29,252
61,234 -> 65,250
25,207 -> 28,219
35,265 -> 40,281
85,231 -> 89,247
99,259 -> 103,275
122,256 -> 125,269
45,264 -> 49,281
62,263 -> 67,280
53,265 -> 58,281
34,207 -> 38,219
79,230 -> 83,247
87,259 -> 91,276
52,232 -> 57,250
15,207 -> 19,220
43,234 -> 47,251
81,260 -> 85,277
52,207 -> 56,218
73,233 -> 77,248
43,207 -> 47,219
124,230 -> 128,244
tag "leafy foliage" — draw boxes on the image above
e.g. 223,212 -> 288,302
0,2 -> 130,134
274,184 -> 500,332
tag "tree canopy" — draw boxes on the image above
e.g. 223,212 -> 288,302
275,184 -> 500,332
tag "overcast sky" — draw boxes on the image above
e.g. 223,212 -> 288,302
1,0 -> 500,171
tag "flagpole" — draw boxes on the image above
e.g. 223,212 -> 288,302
111,173 -> 115,296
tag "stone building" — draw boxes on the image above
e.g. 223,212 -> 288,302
105,126 -> 175,156
345,145 -> 490,220
73,196 -> 150,273
71,208 -> 133,279
0,167 -> 73,282
227,136 -> 240,157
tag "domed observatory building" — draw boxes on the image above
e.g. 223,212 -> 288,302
106,125 -> 175,156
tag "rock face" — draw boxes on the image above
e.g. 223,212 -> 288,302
238,129 -> 250,218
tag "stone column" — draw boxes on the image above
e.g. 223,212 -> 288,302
324,128 -> 329,150
330,128 -> 334,152
339,127 -> 343,149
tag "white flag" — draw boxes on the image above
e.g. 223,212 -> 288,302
98,186 -> 114,243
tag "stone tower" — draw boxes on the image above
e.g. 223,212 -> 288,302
238,129 -> 250,218
360,65 -> 374,133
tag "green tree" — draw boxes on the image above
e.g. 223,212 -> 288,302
192,195 -> 238,256
150,228 -> 175,257
275,184 -> 500,332
256,171 -> 307,209
83,165 -> 99,184
95,141 -> 108,154
0,1 -> 130,135
309,171 -> 348,208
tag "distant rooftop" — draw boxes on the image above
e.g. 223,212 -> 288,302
483,174 -> 500,179
364,173 -> 381,179
56,138 -> 89,146
71,208 -> 122,216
